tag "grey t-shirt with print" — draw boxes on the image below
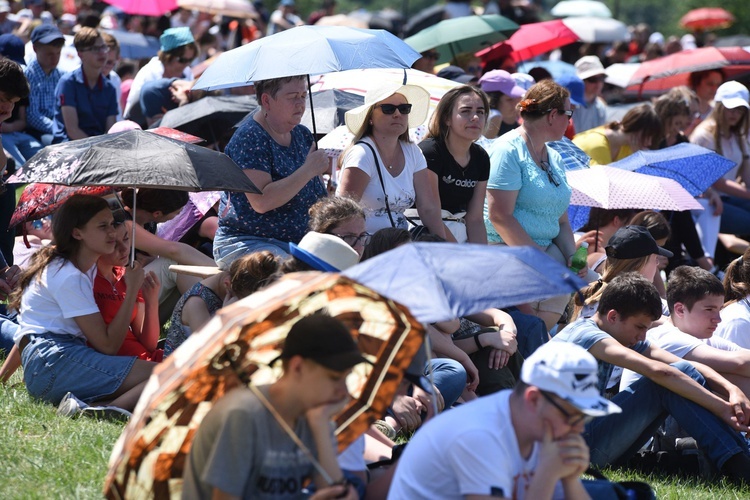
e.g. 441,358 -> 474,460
183,385 -> 320,499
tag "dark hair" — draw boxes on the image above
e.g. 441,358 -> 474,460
255,75 -> 306,101
689,69 -> 725,91
413,232 -> 445,242
580,208 -> 637,232
9,195 -> 111,311
280,255 -> 316,273
427,85 -> 490,141
0,59 -> 29,100
667,265 -> 724,315
308,196 -> 365,234
527,67 -> 552,83
596,272 -> 662,321
360,228 -> 411,261
228,250 -> 281,299
723,248 -> 750,303
120,188 -> 189,216
517,80 -> 569,121
629,210 -> 671,242
158,41 -> 200,63
607,103 -> 663,147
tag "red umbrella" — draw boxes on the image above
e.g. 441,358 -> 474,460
624,46 -> 750,96
476,19 -> 579,64
10,184 -> 114,228
680,8 -> 735,31
101,0 -> 177,17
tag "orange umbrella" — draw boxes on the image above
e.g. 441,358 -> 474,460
680,7 -> 735,31
103,272 -> 424,498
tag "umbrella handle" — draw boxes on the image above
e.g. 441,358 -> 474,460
307,74 -> 318,148
130,188 -> 137,268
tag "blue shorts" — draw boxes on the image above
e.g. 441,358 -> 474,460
213,231 -> 290,269
20,333 -> 136,405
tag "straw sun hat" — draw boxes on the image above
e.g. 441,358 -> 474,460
344,82 -> 430,136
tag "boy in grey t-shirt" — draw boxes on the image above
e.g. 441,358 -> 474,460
183,314 -> 363,499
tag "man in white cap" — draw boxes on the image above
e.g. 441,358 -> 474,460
572,55 -> 608,134
388,342 -> 620,499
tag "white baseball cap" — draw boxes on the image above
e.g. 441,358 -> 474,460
521,342 -> 621,417
575,55 -> 607,81
715,81 -> 750,110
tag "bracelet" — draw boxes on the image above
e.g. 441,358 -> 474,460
473,332 -> 482,350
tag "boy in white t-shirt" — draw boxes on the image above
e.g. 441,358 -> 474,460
621,266 -> 750,395
388,342 -> 621,500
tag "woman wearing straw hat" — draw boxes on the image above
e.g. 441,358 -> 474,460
336,83 -> 446,238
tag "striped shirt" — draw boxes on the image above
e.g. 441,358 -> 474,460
24,60 -> 62,135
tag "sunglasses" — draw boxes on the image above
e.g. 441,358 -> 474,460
176,56 -> 193,64
540,160 -> 561,187
585,76 -> 605,84
540,391 -> 594,426
376,103 -> 412,115
333,232 -> 371,247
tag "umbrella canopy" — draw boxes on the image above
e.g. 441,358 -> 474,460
103,272 -> 424,498
192,26 -> 421,92
680,7 -> 735,31
715,35 -> 750,48
158,95 -> 259,144
101,0 -> 177,17
604,62 -> 641,88
548,138 -> 591,171
344,243 -> 586,324
517,60 -> 577,80
561,17 -> 629,43
7,130 -> 260,193
10,185 -> 114,228
551,0 -> 612,18
403,5 -> 446,37
624,47 -> 750,96
476,19 -> 579,64
103,30 -> 160,60
404,14 -> 518,65
176,0 -> 257,18
610,143 -> 736,197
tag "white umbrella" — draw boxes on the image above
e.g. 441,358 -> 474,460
605,63 -> 641,88
551,0 -> 612,18
562,17 -> 630,44
177,0 -> 257,18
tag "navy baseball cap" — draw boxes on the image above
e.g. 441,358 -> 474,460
0,34 -> 24,65
31,24 -> 64,45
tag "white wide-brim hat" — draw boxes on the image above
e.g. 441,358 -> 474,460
344,82 -> 430,136
289,232 -> 360,272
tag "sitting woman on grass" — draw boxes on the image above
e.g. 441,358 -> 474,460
0,195 -> 156,414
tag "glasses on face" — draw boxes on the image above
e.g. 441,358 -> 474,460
540,391 -> 594,426
176,56 -> 193,64
558,109 -> 574,118
376,103 -> 412,115
540,160 -> 561,187
82,44 -> 110,53
333,232 -> 371,247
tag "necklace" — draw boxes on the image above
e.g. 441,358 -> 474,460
522,129 -> 546,166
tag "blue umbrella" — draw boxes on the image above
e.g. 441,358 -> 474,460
609,143 -> 736,196
549,137 -> 590,171
344,243 -> 586,323
192,25 -> 420,92
517,60 -> 577,80
104,29 -> 160,60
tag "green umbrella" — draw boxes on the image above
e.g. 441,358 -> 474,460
404,15 -> 519,65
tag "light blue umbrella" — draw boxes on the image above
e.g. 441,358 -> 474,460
344,243 -> 586,323
192,25 -> 420,92
518,60 -> 577,80
610,143 -> 735,197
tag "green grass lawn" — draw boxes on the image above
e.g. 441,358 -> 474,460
2,366 -> 750,499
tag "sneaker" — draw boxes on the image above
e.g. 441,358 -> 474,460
80,405 -> 132,423
56,392 -> 88,418
373,419 -> 397,440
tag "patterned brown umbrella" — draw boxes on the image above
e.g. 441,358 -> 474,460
103,272 -> 424,499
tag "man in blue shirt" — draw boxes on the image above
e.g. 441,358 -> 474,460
25,24 -> 64,145
52,27 -> 117,142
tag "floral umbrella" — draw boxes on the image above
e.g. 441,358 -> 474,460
103,272 -> 424,499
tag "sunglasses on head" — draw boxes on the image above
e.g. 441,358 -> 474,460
376,103 -> 412,115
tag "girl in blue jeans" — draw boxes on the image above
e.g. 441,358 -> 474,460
6,195 -> 155,411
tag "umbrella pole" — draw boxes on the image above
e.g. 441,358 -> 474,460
595,210 -> 601,252
130,188 -> 137,267
306,74 -> 318,147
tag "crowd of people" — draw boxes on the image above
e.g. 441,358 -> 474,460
2,1 -> 750,499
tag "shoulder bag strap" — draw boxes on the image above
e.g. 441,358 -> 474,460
356,140 -> 396,228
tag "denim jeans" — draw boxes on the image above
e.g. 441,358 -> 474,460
426,358 -> 466,409
2,131 -> 42,166
213,230 -> 290,269
584,360 -> 748,470
720,195 -> 750,236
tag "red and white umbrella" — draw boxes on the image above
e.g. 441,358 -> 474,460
476,19 -> 579,64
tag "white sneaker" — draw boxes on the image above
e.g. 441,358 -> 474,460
56,392 -> 88,418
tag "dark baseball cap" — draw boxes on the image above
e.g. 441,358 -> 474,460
0,34 -> 24,65
273,314 -> 368,372
436,65 -> 476,84
605,225 -> 674,260
31,24 -> 64,45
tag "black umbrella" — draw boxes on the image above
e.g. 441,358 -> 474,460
158,95 -> 260,146
403,5 -> 446,38
233,89 -> 364,136
8,130 -> 260,263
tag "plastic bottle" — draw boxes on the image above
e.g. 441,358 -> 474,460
570,242 -> 589,273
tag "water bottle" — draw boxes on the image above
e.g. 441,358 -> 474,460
570,242 -> 589,273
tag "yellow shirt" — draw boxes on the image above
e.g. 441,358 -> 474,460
572,127 -> 633,165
